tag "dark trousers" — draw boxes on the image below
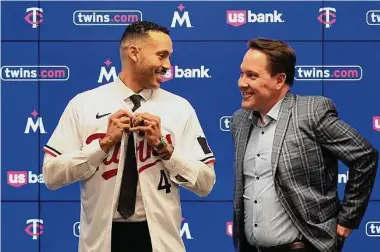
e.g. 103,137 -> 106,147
111,221 -> 152,252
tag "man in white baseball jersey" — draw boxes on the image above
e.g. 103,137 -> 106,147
42,21 -> 216,252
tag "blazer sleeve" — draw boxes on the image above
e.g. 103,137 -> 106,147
313,97 -> 379,229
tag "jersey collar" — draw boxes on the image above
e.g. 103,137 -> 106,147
114,74 -> 154,102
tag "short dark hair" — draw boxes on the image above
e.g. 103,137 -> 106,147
247,38 -> 296,86
120,21 -> 170,44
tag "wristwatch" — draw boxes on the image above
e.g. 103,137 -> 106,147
154,136 -> 168,151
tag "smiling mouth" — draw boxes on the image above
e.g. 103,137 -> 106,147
155,69 -> 167,80
242,92 -> 254,99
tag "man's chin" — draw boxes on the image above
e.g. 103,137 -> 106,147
145,81 -> 161,90
241,101 -> 255,110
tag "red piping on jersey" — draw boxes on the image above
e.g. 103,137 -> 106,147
205,158 -> 216,164
43,148 -> 57,157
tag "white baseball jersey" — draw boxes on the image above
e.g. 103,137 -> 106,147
42,77 -> 216,252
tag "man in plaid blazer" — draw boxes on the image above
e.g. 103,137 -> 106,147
231,38 -> 378,252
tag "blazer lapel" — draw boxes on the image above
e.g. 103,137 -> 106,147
271,91 -> 295,176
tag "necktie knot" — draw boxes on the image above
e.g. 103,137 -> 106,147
130,94 -> 142,112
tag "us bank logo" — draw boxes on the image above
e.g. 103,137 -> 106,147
161,65 -> 211,82
373,116 -> 380,131
226,10 -> 284,27
7,171 -> 44,187
226,222 -> 233,236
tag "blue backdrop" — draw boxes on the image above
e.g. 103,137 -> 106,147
2,1 -> 380,251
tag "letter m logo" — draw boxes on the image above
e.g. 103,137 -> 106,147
171,11 -> 193,28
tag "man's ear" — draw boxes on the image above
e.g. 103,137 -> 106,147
126,45 -> 140,62
275,73 -> 286,90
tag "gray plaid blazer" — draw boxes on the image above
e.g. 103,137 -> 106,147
231,91 -> 378,252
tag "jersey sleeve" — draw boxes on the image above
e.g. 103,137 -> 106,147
178,108 -> 215,165
163,107 -> 216,196
43,99 -> 82,156
42,97 -> 107,190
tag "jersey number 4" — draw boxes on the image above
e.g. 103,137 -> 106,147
158,169 -> 171,193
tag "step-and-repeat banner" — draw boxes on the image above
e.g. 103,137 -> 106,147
2,1 -> 380,251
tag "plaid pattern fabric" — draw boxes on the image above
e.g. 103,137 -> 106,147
231,91 -> 378,252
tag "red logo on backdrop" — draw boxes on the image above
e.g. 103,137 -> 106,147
162,66 -> 174,82
7,171 -> 27,187
226,222 -> 233,236
373,116 -> 380,132
226,10 -> 247,27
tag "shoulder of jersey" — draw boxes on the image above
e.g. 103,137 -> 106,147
154,88 -> 194,111
69,81 -> 117,104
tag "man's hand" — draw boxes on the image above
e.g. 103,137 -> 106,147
99,110 -> 134,153
129,113 -> 163,148
337,224 -> 352,238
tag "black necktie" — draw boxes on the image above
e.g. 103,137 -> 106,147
117,94 -> 142,219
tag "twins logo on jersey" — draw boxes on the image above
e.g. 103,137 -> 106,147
85,132 -> 173,190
